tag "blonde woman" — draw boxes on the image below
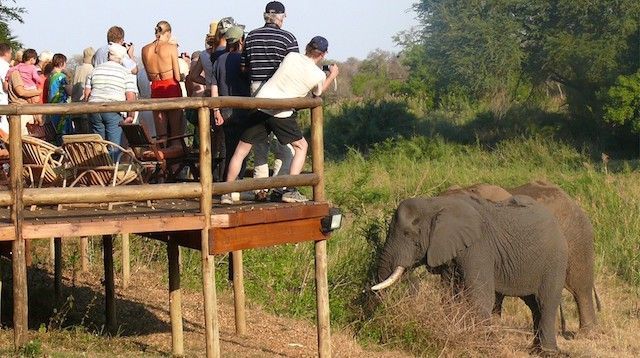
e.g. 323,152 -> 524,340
141,20 -> 183,159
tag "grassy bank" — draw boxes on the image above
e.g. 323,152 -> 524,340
5,106 -> 640,355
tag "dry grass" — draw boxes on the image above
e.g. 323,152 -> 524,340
366,270 -> 640,357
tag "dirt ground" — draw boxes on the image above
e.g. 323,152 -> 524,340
0,261 -> 408,357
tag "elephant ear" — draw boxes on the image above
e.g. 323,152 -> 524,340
426,199 -> 483,268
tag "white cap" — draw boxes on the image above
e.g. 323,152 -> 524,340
38,51 -> 53,63
108,43 -> 127,61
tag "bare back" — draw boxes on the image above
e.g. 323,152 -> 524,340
141,40 -> 180,82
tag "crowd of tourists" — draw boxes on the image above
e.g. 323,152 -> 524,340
0,1 -> 339,204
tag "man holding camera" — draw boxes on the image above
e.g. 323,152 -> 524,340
222,36 -> 339,204
93,26 -> 138,77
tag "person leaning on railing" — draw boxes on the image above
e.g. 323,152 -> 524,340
221,35 -> 339,204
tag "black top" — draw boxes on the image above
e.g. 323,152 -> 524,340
241,23 -> 299,83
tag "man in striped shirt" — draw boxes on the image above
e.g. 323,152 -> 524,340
241,1 -> 299,201
84,43 -> 138,151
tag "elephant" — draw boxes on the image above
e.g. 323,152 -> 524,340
373,194 -> 568,352
447,180 -> 598,332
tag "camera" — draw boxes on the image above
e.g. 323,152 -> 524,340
123,42 -> 132,48
322,64 -> 332,72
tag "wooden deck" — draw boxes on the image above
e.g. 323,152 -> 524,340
0,199 -> 330,254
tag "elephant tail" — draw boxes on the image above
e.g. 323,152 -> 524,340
594,287 -> 602,312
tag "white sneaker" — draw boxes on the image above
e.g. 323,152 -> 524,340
281,189 -> 309,203
220,194 -> 233,205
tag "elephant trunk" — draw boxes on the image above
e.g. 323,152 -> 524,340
371,266 -> 405,291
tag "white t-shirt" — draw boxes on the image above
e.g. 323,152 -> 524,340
256,53 -> 326,118
0,57 -> 11,127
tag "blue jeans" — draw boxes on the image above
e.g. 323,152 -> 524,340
90,112 -> 123,158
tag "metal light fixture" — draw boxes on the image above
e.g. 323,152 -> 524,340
321,207 -> 342,233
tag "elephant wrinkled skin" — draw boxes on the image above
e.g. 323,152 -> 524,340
374,194 -> 568,352
453,180 -> 598,331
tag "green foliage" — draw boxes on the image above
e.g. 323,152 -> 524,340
402,0 -> 640,135
602,72 -> 640,132
323,99 -> 420,158
0,0 -> 25,49
350,50 -> 407,99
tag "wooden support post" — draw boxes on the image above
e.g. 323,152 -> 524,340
121,233 -> 130,289
49,237 -> 55,267
9,115 -> 28,349
0,260 -> 3,323
232,250 -> 246,335
103,235 -> 116,332
80,237 -> 89,272
24,240 -> 32,267
198,106 -> 220,358
311,105 -> 331,358
54,238 -> 62,303
168,238 -> 184,356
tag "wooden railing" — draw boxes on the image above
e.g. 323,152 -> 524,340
0,96 -> 330,358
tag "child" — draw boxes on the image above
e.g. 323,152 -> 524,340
47,53 -> 72,135
7,49 -> 43,124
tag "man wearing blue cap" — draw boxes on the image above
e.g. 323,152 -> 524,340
222,36 -> 339,204
241,1 -> 299,202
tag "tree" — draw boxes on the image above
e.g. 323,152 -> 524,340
351,49 -> 408,99
0,0 -> 25,49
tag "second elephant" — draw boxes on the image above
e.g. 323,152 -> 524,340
449,180 -> 598,331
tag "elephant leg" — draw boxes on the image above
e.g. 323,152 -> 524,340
493,293 -> 505,317
522,295 -> 541,347
536,286 -> 562,352
573,286 -> 597,331
462,268 -> 495,319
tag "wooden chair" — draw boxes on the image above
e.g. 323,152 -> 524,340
22,135 -> 65,189
60,134 -> 145,210
120,123 -> 198,182
26,120 -> 58,145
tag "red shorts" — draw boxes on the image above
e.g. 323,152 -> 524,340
150,79 -> 182,98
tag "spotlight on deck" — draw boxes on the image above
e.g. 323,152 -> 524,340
321,207 -> 342,233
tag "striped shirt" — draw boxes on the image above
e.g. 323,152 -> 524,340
241,24 -> 299,83
85,61 -> 138,103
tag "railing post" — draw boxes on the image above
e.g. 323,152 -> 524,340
198,106 -> 220,358
311,105 -> 331,357
9,115 -> 28,349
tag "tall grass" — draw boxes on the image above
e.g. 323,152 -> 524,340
210,133 -> 640,354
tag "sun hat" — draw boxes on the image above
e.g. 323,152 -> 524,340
265,1 -> 285,14
108,43 -> 127,61
225,26 -> 245,44
217,17 -> 236,35
208,21 -> 218,36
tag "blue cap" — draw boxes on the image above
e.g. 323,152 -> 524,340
308,36 -> 329,52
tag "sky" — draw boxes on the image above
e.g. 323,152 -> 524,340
10,0 -> 419,62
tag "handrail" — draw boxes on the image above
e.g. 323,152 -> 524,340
0,96 -> 322,115
1,96 -> 324,207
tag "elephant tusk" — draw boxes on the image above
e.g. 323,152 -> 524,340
371,266 -> 405,291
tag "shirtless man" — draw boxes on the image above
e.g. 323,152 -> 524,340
141,20 -> 183,159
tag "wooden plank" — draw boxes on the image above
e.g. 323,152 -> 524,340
21,215 -> 204,239
210,218 -> 326,254
223,202 -> 329,228
0,97 -> 321,116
